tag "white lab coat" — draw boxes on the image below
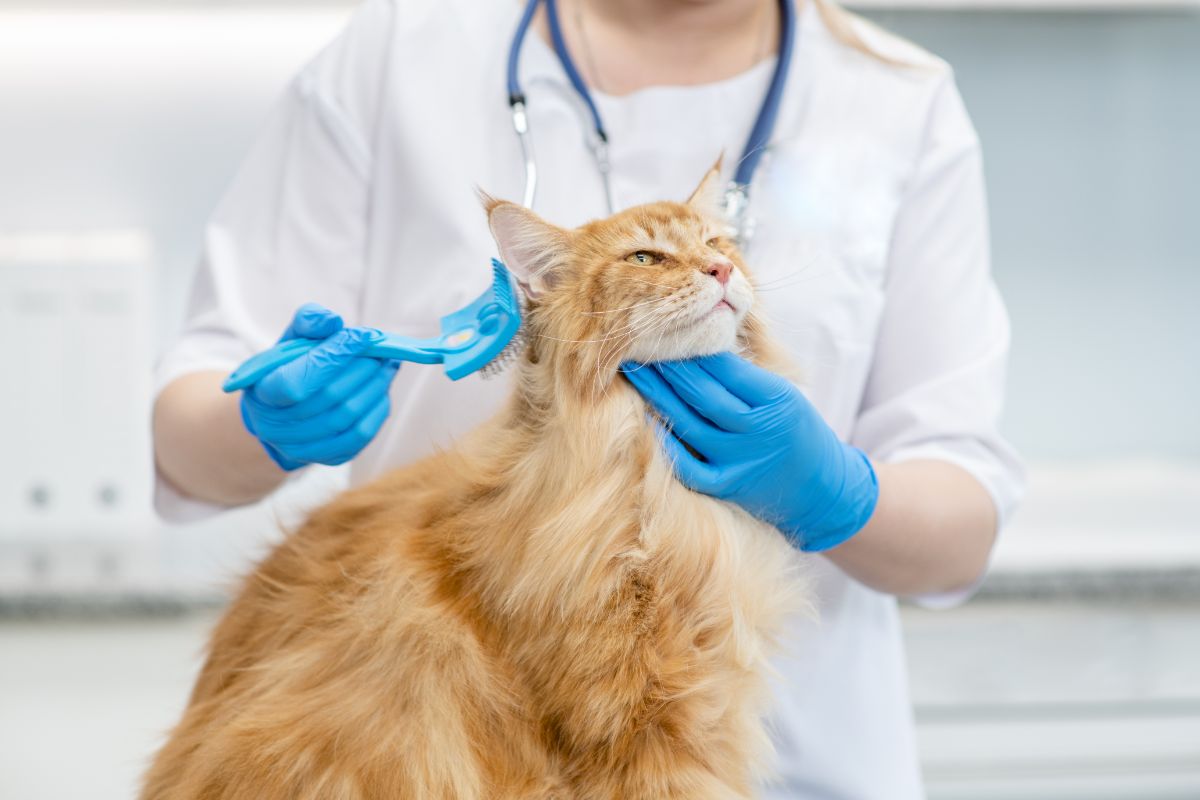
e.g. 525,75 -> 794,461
155,0 -> 1025,796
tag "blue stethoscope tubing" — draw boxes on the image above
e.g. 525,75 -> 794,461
505,0 -> 796,241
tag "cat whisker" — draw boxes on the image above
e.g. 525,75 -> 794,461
746,309 -> 845,368
537,308 -> 675,345
622,277 -> 681,291
593,305 -> 680,385
594,300 -> 687,383
732,141 -> 773,177
546,279 -> 707,390
750,259 -> 833,286
752,268 -> 847,293
597,306 -> 676,346
582,296 -> 677,316
536,333 -> 632,345
751,267 -> 812,288
596,311 -> 680,390
617,361 -> 655,374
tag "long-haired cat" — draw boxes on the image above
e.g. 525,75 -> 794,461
142,165 -> 808,799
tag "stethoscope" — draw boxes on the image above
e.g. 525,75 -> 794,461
505,0 -> 796,248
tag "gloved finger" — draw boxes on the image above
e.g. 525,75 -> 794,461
279,303 -> 344,342
260,439 -> 307,472
651,359 -> 753,433
274,392 -> 392,467
244,357 -> 377,425
653,421 -> 724,497
252,327 -> 385,407
247,356 -> 383,426
246,361 -> 398,445
693,351 -> 792,407
290,357 -> 400,424
621,363 -> 727,456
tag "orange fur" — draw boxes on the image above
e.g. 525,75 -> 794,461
142,169 -> 808,799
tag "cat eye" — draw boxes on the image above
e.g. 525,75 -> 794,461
626,251 -> 661,266
706,238 -> 722,249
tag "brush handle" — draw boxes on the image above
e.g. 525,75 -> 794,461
222,333 -> 443,393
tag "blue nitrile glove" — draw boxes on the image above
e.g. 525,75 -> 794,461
239,303 -> 400,471
621,352 -> 878,552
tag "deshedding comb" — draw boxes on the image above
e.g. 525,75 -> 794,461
222,258 -> 525,393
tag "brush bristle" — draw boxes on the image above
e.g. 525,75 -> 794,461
479,259 -> 526,380
479,326 -> 526,379
492,259 -> 515,310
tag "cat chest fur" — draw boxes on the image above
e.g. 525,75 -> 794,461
414,384 -> 804,788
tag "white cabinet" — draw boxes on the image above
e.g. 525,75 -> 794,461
0,232 -> 156,589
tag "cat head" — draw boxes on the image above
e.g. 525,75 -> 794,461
483,164 -> 762,388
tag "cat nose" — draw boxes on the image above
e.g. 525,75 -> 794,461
706,261 -> 732,286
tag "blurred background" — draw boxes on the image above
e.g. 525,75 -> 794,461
1,0 -> 1197,798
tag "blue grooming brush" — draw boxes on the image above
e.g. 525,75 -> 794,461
222,258 -> 523,393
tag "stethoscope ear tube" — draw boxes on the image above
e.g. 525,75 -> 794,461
543,0 -> 608,146
734,0 -> 795,190
505,0 -> 539,102
510,97 -> 538,210
506,0 -> 795,238
506,0 -> 542,209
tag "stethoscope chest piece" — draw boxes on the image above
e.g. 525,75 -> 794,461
722,183 -> 757,250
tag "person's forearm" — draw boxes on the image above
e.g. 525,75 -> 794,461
823,459 -> 998,597
153,371 -> 287,507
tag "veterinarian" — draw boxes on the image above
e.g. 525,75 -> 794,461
153,0 -> 1024,795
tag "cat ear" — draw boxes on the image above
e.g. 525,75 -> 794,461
480,192 -> 571,299
687,155 -> 726,216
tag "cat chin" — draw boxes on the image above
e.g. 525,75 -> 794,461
624,311 -> 742,363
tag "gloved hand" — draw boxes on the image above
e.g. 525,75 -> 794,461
239,303 -> 400,471
621,352 -> 878,552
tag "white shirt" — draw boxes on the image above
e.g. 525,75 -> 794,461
156,0 -> 1025,796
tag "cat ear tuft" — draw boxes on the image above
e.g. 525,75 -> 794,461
686,155 -> 726,216
483,196 -> 570,299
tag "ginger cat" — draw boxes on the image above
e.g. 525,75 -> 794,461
142,166 -> 807,799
